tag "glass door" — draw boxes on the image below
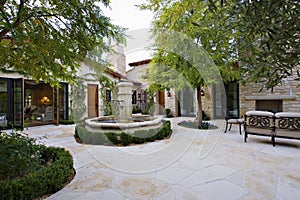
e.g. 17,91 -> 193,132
225,82 -> 239,118
13,78 -> 24,128
178,87 -> 196,117
0,80 -> 8,128
53,87 -> 59,125
59,83 -> 69,120
212,84 -> 227,119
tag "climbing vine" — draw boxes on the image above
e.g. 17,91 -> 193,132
98,74 -> 117,116
70,78 -> 87,122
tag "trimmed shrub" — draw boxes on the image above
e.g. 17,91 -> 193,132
75,120 -> 172,146
105,132 -> 119,145
59,119 -> 75,125
0,147 -> 73,200
120,132 -> 132,146
0,132 -> 45,181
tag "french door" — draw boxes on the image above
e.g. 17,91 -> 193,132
13,78 -> 24,128
212,82 -> 239,119
178,87 -> 196,117
212,84 -> 227,119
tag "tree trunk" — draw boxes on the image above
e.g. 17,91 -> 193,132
196,86 -> 203,125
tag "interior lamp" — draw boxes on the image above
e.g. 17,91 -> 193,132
41,96 -> 50,105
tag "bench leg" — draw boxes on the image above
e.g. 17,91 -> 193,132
239,123 -> 242,135
244,132 -> 248,143
224,122 -> 228,133
228,124 -> 232,131
272,135 -> 275,147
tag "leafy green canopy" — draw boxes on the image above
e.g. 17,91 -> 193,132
0,0 -> 125,86
142,0 -> 299,89
228,0 -> 300,89
142,0 -> 239,90
148,30 -> 223,90
142,0 -> 233,123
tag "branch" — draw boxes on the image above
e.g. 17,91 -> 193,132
0,0 -> 7,8
0,0 -> 25,40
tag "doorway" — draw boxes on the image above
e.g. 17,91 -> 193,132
212,82 -> 239,119
178,87 -> 196,117
24,81 -> 54,126
158,90 -> 165,115
88,84 -> 99,118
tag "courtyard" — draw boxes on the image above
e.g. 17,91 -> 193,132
24,117 -> 300,200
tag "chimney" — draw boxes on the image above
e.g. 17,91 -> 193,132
106,45 -> 126,76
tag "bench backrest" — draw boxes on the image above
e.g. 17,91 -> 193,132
244,111 -> 275,129
274,112 -> 300,138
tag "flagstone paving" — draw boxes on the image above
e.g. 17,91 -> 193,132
23,117 -> 300,200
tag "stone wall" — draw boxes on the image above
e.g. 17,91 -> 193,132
240,75 -> 300,114
165,89 -> 178,117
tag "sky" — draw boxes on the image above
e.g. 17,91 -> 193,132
103,0 -> 154,67
104,0 -> 153,30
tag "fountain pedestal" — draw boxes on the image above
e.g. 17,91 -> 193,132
117,82 -> 134,123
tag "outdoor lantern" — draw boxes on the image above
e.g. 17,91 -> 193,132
201,89 -> 205,96
166,88 -> 171,97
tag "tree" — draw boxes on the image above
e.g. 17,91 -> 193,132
0,0 -> 125,86
142,0 -> 238,124
141,0 -> 299,123
225,0 -> 300,89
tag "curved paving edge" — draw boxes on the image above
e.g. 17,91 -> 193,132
24,118 -> 300,200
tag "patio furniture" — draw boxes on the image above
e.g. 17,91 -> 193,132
244,111 -> 300,146
244,111 -> 275,145
0,113 -> 7,125
224,117 -> 244,135
32,106 -> 53,121
274,112 -> 300,143
24,105 -> 37,120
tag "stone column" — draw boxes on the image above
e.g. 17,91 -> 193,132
117,82 -> 133,122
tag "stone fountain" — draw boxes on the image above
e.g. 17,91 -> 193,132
85,81 -> 163,133
116,82 -> 133,122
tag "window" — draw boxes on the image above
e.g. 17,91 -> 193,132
132,90 -> 137,104
106,89 -> 111,102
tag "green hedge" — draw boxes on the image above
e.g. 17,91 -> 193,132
59,119 -> 75,125
0,147 -> 74,200
75,120 -> 172,146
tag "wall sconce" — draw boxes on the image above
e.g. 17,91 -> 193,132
41,96 -> 50,105
201,89 -> 205,96
166,88 -> 171,97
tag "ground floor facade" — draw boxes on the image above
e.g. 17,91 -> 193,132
0,75 -> 69,129
161,79 -> 300,120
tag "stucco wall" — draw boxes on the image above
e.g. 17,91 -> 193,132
126,63 -> 149,86
106,45 -> 126,76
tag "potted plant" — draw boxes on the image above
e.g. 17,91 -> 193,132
165,108 -> 172,118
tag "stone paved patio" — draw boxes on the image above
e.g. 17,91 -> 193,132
24,117 -> 300,200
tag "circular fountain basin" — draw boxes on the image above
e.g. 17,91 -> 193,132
85,114 -> 164,133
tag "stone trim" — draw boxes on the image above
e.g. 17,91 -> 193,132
245,95 -> 296,100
